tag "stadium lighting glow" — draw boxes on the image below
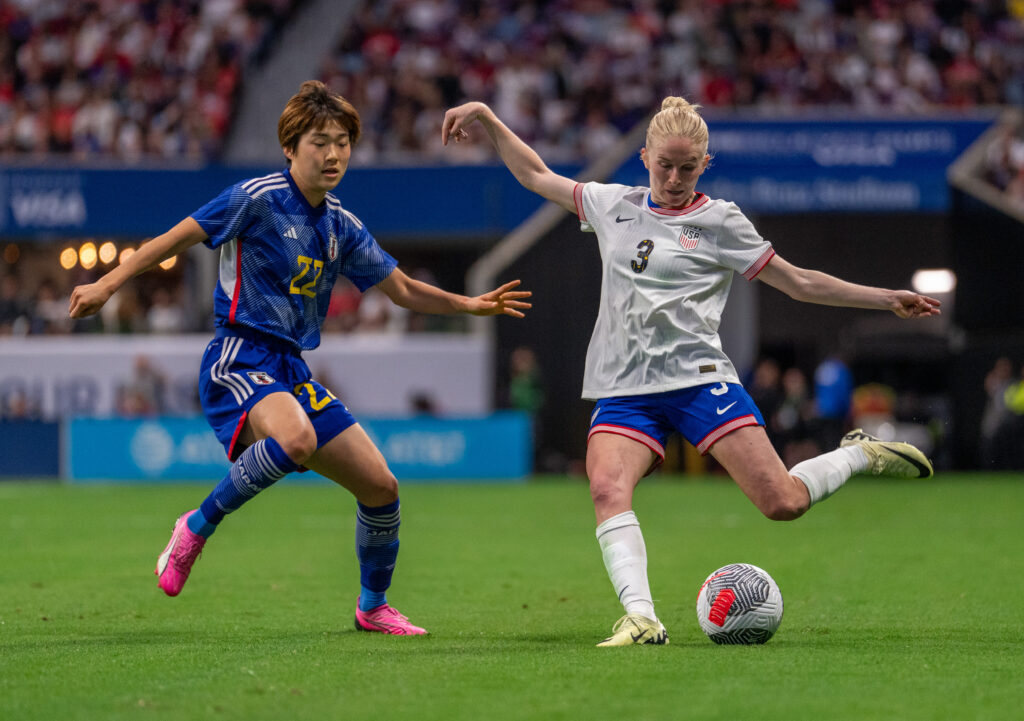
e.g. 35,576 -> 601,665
59,247 -> 78,270
159,256 -> 178,270
911,268 -> 956,294
79,242 -> 98,269
98,241 -> 117,264
119,247 -> 136,264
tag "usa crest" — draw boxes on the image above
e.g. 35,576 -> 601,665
679,225 -> 702,250
328,232 -> 339,261
246,371 -> 276,386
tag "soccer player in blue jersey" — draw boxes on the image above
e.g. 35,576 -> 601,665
68,80 -> 531,635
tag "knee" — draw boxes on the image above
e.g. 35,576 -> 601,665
275,426 -> 318,465
362,471 -> 399,506
759,489 -> 809,522
589,470 -> 630,511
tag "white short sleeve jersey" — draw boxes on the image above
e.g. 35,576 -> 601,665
572,182 -> 775,399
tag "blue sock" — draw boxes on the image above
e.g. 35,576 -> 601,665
356,498 -> 400,612
190,438 -> 299,538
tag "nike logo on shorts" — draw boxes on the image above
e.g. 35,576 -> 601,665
716,402 -> 737,415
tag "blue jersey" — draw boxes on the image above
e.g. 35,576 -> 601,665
191,169 -> 397,351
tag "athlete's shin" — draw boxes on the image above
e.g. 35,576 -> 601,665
596,510 -> 658,621
356,499 -> 401,611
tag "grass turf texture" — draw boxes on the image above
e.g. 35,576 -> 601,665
1,475 -> 1022,721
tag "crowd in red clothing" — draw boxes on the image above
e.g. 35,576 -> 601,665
0,0 -> 297,161
319,0 -> 1024,163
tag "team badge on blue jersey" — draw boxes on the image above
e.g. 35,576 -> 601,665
679,225 -> 702,250
247,371 -> 276,385
328,231 -> 339,261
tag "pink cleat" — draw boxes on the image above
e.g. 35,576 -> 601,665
354,600 -> 428,635
154,511 -> 206,597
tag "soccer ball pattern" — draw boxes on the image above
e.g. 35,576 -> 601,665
696,563 -> 783,645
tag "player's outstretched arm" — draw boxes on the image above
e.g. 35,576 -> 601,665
757,254 -> 941,318
442,102 -> 577,214
376,268 -> 532,318
69,217 -> 208,318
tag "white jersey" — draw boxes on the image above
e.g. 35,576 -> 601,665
573,182 -> 775,399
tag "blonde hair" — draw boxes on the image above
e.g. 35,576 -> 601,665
645,97 -> 709,153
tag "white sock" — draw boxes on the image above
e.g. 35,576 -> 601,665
596,510 -> 657,621
790,446 -> 869,506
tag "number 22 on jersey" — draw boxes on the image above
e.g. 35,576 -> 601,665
289,255 -> 323,297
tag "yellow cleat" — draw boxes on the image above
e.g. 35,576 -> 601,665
840,428 -> 934,479
596,614 -> 669,647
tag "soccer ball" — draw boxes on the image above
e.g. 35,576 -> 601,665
695,563 -> 784,645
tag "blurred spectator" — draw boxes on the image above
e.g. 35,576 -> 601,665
772,366 -> 820,466
814,354 -> 854,446
979,356 -> 1015,468
115,354 -> 167,417
0,272 -> 30,335
29,277 -> 70,334
747,357 -> 784,435
997,365 -> 1024,469
321,0 -> 1024,163
0,0 -> 300,162
146,286 -> 185,333
507,345 -> 544,417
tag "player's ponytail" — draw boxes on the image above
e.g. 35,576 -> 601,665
646,96 -> 709,153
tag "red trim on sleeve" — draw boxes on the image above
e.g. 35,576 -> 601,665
743,247 -> 776,281
574,182 -> 587,222
228,239 -> 243,323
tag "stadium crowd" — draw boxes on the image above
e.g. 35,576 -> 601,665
319,0 -> 1024,164
0,0 -> 297,161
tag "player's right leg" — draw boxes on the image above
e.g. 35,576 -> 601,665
587,431 -> 668,647
156,391 -> 315,595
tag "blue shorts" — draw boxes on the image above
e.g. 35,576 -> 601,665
198,328 -> 356,461
588,382 -> 765,466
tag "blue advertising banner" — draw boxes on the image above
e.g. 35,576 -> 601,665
0,164 -> 579,240
0,420 -> 60,478
67,412 -> 530,482
611,117 -> 994,213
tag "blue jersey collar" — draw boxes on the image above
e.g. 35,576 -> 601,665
284,168 -> 328,216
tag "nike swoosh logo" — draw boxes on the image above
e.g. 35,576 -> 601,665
631,630 -> 646,642
615,215 -> 633,223
716,402 -> 737,415
880,444 -> 932,478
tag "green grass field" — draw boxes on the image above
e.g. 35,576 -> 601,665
2,474 -> 1022,721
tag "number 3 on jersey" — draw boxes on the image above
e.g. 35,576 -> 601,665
631,240 -> 654,274
290,255 -> 324,297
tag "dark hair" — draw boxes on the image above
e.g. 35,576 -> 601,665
277,80 -> 361,154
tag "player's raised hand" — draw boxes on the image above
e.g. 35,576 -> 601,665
441,102 -> 490,146
465,279 -> 532,318
891,290 -> 942,319
68,281 -> 113,318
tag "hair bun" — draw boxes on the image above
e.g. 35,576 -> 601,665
661,96 -> 702,114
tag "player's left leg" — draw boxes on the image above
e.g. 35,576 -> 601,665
304,424 -> 426,636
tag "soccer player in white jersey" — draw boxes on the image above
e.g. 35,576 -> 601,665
442,97 -> 940,646
68,81 -> 531,636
